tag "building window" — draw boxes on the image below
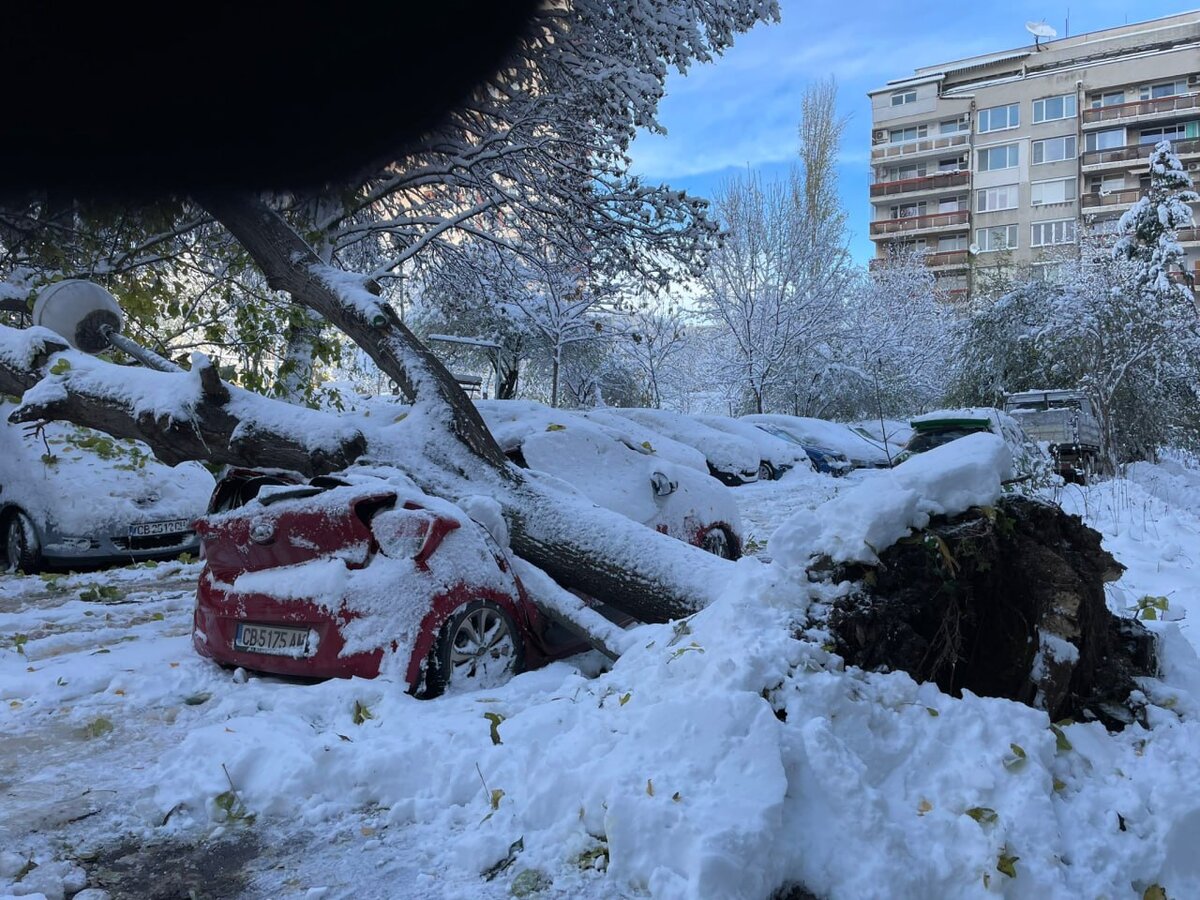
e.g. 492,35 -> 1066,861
938,235 -> 968,252
1031,178 -> 1077,205
976,184 -> 1019,212
890,201 -> 926,220
976,224 -> 1017,252
937,196 -> 965,213
1031,219 -> 1076,247
940,118 -> 969,135
888,124 -> 927,143
1033,94 -> 1077,123
891,89 -> 917,107
1088,174 -> 1125,194
978,103 -> 1020,133
883,163 -> 926,182
1032,135 -> 1076,164
1091,90 -> 1126,108
1085,129 -> 1126,152
1139,124 -> 1188,145
1140,81 -> 1187,100
937,157 -> 963,172
977,143 -> 1019,171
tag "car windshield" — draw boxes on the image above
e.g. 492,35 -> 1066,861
906,426 -> 988,453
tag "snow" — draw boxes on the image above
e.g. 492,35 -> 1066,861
601,407 -> 761,479
771,432 -> 1011,567
5,438 -> 1200,899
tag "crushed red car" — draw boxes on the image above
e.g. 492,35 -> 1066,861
192,466 -> 608,695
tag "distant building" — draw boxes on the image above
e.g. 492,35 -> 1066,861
867,10 -> 1200,298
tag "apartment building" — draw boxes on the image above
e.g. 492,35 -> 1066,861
867,10 -> 1200,298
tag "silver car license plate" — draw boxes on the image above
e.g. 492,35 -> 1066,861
234,623 -> 313,657
129,518 -> 192,537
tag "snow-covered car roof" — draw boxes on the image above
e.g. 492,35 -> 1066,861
576,409 -> 708,473
741,414 -> 892,467
693,415 -> 810,471
849,418 -> 913,453
0,400 -> 214,535
600,408 -> 760,478
475,400 -> 741,543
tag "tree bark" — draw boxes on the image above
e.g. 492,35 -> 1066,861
0,328 -> 367,476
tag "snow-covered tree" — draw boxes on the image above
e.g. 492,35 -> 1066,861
696,165 -> 850,413
1113,140 -> 1199,304
831,252 -> 955,420
953,233 -> 1200,463
616,296 -> 691,408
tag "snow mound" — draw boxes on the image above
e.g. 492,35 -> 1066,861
771,432 -> 1012,567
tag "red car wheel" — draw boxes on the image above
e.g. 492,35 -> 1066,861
425,599 -> 524,697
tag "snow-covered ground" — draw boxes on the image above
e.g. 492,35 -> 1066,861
5,453 -> 1200,899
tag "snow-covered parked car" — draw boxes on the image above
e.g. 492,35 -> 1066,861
478,400 -> 744,558
742,414 -> 893,473
0,402 -> 214,573
597,407 -> 762,485
193,467 -> 599,692
694,414 -> 811,480
900,407 -> 1055,486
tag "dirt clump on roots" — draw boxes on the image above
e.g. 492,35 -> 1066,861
828,495 -> 1157,728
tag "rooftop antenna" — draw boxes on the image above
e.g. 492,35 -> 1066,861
1025,20 -> 1058,51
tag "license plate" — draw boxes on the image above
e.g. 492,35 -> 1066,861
129,518 -> 192,537
234,623 -> 313,657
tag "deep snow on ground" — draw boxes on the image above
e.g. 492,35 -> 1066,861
5,452 -> 1200,899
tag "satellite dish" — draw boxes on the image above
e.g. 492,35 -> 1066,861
968,243 -> 981,256
1026,20 -> 1057,49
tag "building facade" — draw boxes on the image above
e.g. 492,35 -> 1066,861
867,11 -> 1200,298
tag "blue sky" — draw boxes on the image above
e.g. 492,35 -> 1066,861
628,2 -> 1198,265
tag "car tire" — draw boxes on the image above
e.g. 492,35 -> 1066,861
4,510 -> 42,575
757,461 -> 776,482
699,526 -> 736,560
425,599 -> 523,698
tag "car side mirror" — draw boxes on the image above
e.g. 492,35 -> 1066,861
650,472 -> 677,497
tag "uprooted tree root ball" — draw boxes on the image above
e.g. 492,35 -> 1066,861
828,495 -> 1158,729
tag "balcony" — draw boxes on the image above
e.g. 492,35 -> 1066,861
1082,92 -> 1200,128
869,249 -> 969,272
869,210 -> 969,239
870,132 -> 970,163
1080,188 -> 1143,210
1178,227 -> 1200,245
870,171 -> 969,200
1081,138 -> 1200,171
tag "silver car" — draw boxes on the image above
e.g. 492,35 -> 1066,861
1,401 -> 214,573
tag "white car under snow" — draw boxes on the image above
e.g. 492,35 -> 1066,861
597,407 -> 762,485
0,401 -> 215,573
477,400 -> 745,558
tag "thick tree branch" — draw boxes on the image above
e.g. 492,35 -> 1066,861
0,326 -> 366,476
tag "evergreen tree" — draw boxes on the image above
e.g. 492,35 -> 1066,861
1113,140 -> 1200,303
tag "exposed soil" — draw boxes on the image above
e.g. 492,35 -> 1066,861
829,495 -> 1157,727
81,833 -> 262,900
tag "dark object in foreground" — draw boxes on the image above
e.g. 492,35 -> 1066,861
829,495 -> 1156,728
